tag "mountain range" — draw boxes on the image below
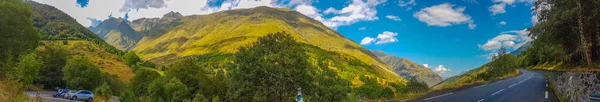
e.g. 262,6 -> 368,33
371,50 -> 443,87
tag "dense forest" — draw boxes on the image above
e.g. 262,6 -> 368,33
520,0 -> 600,70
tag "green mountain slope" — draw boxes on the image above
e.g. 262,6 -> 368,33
89,17 -> 143,51
371,50 -> 442,87
28,1 -> 133,81
130,6 -> 404,83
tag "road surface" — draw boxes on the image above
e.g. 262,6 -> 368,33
26,91 -> 119,102
412,69 -> 558,102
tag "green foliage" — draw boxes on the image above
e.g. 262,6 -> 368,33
102,73 -> 125,96
36,43 -> 70,88
166,58 -> 213,95
95,83 -> 112,99
164,77 -> 191,102
228,32 -> 313,102
353,76 -> 394,99
11,53 -> 42,85
477,54 -> 519,81
526,0 -> 600,67
119,89 -> 137,102
0,0 -> 40,76
130,68 -> 160,97
123,51 -> 141,66
62,57 -> 103,90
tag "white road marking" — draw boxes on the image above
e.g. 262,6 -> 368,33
546,83 -> 548,87
509,83 -> 517,88
424,93 -> 453,101
545,91 -> 548,99
477,99 -> 484,102
491,89 -> 505,96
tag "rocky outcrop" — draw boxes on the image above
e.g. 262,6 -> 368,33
545,71 -> 600,102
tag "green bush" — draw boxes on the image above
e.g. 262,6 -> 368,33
11,53 -> 42,85
61,57 -> 103,90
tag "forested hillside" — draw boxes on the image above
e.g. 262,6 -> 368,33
519,0 -> 600,71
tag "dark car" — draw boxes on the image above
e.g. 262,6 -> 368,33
53,89 -> 69,98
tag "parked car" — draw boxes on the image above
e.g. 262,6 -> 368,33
67,90 -> 94,102
63,90 -> 77,99
53,89 -> 69,98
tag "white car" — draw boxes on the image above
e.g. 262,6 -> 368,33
67,90 -> 94,102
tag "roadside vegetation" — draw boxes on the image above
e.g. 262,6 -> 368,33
433,47 -> 520,91
520,0 -> 600,71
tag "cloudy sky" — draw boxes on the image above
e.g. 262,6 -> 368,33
33,0 -> 536,78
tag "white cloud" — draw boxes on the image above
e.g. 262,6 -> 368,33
361,31 -> 399,45
434,65 -> 450,74
489,0 -> 533,16
318,0 -> 386,28
399,0 -> 416,7
360,37 -> 377,45
386,15 -> 401,21
34,0 -> 388,29
359,27 -> 367,30
499,21 -> 507,25
413,3 -> 473,28
398,0 -> 416,10
120,0 -> 167,12
479,29 -> 532,52
468,20 -> 476,29
489,3 -> 506,15
493,0 -> 516,5
376,31 -> 399,44
423,64 -> 429,68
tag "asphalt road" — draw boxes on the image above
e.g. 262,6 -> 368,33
26,91 -> 119,102
412,69 -> 558,102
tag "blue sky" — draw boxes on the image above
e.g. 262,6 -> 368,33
36,0 -> 537,78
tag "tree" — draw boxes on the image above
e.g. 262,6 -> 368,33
36,43 -> 70,88
165,58 -> 211,97
11,53 -> 42,85
130,68 -> 160,97
228,32 -> 312,102
0,0 -> 40,77
94,83 -> 113,100
122,51 -> 141,66
62,57 -> 103,90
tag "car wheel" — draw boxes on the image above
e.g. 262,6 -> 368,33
87,98 -> 93,102
72,96 -> 77,100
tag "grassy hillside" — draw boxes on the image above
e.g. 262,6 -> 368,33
130,6 -> 403,83
371,50 -> 442,87
28,1 -> 123,55
28,1 -> 133,82
38,40 -> 134,81
89,17 -> 143,51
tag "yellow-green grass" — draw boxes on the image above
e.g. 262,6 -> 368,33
39,40 -> 134,82
527,62 -> 600,72
131,7 -> 404,84
0,80 -> 29,102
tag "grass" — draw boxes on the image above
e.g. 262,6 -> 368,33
0,79 -> 29,102
39,40 -> 135,82
528,62 -> 600,72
